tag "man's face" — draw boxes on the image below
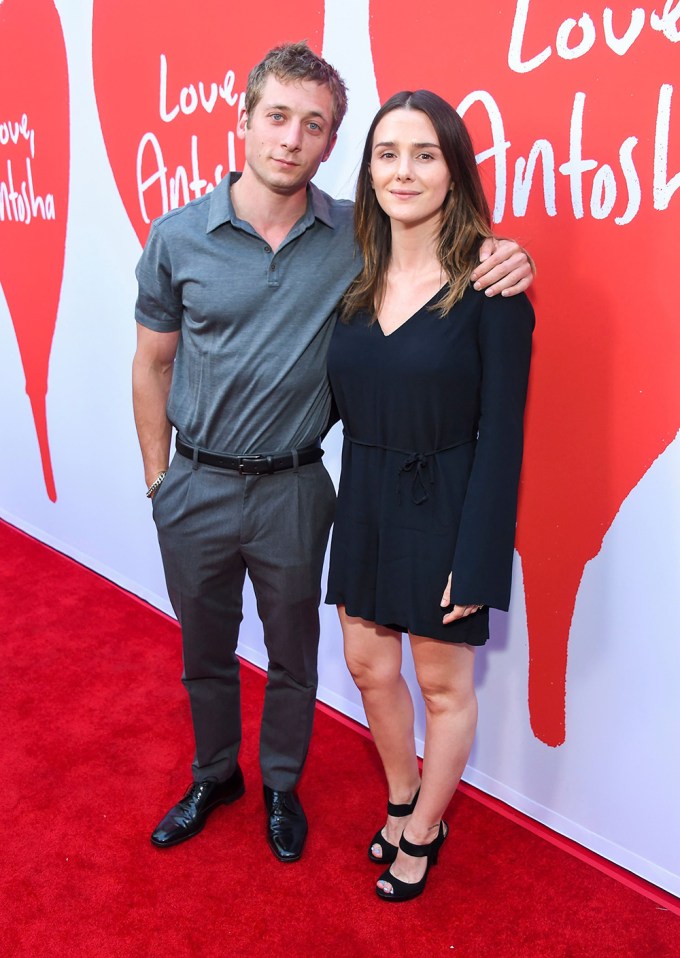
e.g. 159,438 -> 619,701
238,75 -> 337,195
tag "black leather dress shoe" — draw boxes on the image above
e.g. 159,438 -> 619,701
151,765 -> 245,848
263,786 -> 308,862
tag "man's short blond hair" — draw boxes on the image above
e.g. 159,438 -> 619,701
245,41 -> 348,135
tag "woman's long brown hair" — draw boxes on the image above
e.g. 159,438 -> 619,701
341,90 -> 494,322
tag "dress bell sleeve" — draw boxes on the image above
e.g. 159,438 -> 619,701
450,291 -> 535,611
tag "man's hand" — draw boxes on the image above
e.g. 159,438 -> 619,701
440,573 -> 484,625
472,238 -> 535,297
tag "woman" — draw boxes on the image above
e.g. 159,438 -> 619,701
325,91 -> 534,901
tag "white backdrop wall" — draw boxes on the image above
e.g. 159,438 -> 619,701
1,0 -> 679,897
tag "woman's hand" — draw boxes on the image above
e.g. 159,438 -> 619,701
471,238 -> 535,297
440,573 -> 484,625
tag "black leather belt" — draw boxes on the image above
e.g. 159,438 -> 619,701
175,437 -> 323,475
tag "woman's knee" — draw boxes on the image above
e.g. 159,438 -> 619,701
344,649 -> 401,693
342,617 -> 402,691
419,678 -> 477,717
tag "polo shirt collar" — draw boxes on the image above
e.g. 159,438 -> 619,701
307,182 -> 336,229
206,172 -> 337,233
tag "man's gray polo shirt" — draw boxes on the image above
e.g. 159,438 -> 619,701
135,172 -> 360,455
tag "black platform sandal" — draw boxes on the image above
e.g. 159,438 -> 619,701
368,787 -> 420,864
376,820 -> 448,902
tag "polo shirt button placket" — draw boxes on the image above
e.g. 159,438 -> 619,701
268,257 -> 279,289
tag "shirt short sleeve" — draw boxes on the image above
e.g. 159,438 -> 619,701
134,220 -> 183,332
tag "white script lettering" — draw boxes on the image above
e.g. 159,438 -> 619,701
136,130 -> 236,222
457,86 -> 672,225
0,157 -> 56,223
654,83 -> 680,209
0,113 -> 36,159
159,53 -> 242,123
509,1 -> 679,74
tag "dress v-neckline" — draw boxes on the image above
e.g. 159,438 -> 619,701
376,284 -> 448,337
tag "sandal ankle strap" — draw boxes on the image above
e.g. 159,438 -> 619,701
399,833 -> 431,857
399,820 -> 445,858
387,787 -> 420,818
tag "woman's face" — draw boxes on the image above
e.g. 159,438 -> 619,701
369,108 -> 452,229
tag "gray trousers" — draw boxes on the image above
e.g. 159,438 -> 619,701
152,452 -> 336,790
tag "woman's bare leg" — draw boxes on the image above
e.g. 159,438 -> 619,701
377,635 -> 477,893
339,607 -> 421,854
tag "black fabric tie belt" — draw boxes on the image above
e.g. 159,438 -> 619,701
175,436 -> 323,475
399,452 -> 435,505
344,432 -> 476,504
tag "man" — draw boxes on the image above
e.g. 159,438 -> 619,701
133,42 -> 533,863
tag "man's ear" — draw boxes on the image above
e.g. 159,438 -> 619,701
237,109 -> 248,141
321,132 -> 338,163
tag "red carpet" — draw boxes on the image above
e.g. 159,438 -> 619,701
1,519 -> 679,957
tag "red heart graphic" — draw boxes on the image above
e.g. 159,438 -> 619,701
0,0 -> 70,502
370,1 -> 680,744
92,1 -> 325,246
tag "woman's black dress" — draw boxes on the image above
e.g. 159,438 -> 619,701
325,285 -> 534,645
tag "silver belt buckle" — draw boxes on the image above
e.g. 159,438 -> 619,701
238,455 -> 266,475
